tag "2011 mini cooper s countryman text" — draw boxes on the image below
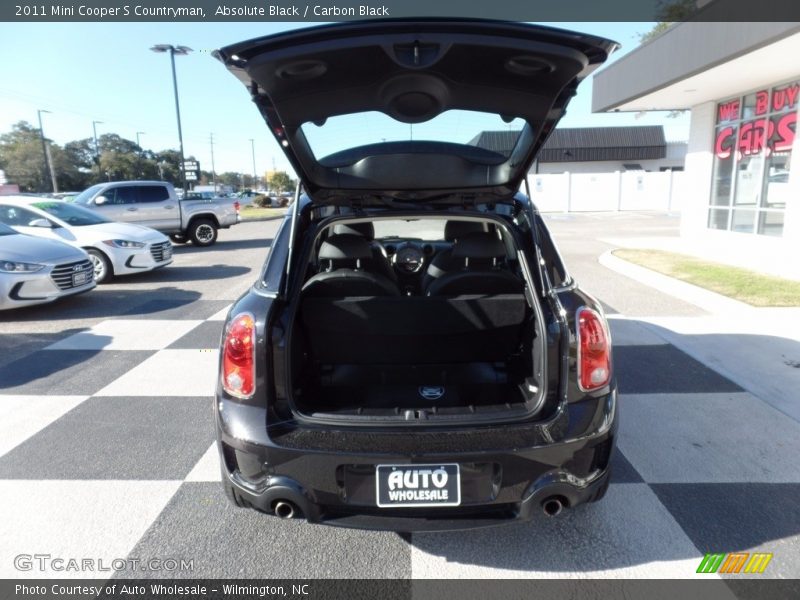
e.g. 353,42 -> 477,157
213,20 -> 618,531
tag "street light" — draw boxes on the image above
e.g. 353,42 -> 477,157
249,138 -> 257,191
37,109 -> 53,193
150,43 -> 192,194
135,132 -> 146,178
92,120 -> 103,164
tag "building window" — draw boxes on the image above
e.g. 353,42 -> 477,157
709,81 -> 797,237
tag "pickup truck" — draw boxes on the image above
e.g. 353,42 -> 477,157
72,181 -> 240,246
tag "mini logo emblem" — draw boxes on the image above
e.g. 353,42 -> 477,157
419,386 -> 445,400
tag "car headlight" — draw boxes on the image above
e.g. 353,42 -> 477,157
102,239 -> 146,249
0,260 -> 45,273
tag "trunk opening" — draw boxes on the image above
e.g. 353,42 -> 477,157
279,214 -> 549,426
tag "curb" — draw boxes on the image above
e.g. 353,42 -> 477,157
599,250 -> 752,314
238,215 -> 286,223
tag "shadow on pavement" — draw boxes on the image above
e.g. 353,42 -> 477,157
0,287 -> 202,321
172,237 -> 273,253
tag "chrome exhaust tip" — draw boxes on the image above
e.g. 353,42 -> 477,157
274,501 -> 296,519
542,497 -> 563,517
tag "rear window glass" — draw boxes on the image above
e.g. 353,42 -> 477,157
301,110 -> 525,161
138,186 -> 170,203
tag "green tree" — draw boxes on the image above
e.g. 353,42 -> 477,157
639,0 -> 697,44
268,171 -> 295,193
218,171 -> 244,190
0,121 -> 52,192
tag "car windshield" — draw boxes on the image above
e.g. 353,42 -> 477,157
72,184 -> 106,205
372,219 -> 447,241
0,222 -> 17,236
301,110 -> 525,161
32,201 -> 110,226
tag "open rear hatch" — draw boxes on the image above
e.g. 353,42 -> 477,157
215,20 -> 617,201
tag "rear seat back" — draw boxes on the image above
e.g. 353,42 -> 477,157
300,295 -> 528,364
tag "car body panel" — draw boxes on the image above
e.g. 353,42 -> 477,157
0,224 -> 95,310
73,181 -> 240,235
0,197 -> 173,278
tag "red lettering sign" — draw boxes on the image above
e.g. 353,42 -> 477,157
715,126 -> 735,159
773,112 -> 796,153
772,84 -> 800,112
737,119 -> 773,157
755,90 -> 769,115
717,100 -> 740,123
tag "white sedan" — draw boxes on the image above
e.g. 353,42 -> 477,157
0,222 -> 96,310
0,196 -> 172,283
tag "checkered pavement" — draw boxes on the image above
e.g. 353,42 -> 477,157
1,305 -> 799,579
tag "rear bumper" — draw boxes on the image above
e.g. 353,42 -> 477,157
215,389 -> 617,532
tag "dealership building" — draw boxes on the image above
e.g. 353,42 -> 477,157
593,22 -> 800,274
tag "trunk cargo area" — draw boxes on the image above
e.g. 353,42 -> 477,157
290,294 -> 535,419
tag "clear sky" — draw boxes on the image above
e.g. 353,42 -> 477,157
0,21 -> 690,179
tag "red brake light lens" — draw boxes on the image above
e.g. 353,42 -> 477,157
234,201 -> 241,213
222,313 -> 255,398
576,307 -> 612,392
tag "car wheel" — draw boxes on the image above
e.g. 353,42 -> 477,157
188,219 -> 218,247
169,233 -> 188,244
86,248 -> 113,283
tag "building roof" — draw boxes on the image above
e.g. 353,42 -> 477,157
469,125 -> 667,162
592,22 -> 800,112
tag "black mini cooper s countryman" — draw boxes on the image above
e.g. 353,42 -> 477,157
213,20 -> 618,531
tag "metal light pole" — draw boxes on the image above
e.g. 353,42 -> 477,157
209,133 -> 217,194
150,44 -> 192,194
135,132 -> 146,178
92,120 -> 103,165
249,138 -> 257,191
37,109 -> 53,193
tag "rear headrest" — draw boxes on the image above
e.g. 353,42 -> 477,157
444,220 -> 485,241
318,234 -> 373,261
332,222 -> 375,239
451,232 -> 506,260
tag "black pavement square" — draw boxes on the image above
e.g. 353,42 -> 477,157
0,396 -> 213,480
0,349 -> 154,395
614,345 -> 743,394
121,299 -> 232,320
651,483 -> 800,578
610,448 -> 644,484
167,321 -> 225,350
117,482 -> 411,579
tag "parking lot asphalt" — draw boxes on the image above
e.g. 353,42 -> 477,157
1,214 -> 799,580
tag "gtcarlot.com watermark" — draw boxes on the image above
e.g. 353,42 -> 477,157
14,554 -> 194,573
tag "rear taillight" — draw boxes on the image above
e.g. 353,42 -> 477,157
576,307 -> 612,392
234,201 -> 240,213
222,313 -> 255,399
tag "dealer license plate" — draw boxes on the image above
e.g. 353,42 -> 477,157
72,271 -> 90,286
375,464 -> 460,507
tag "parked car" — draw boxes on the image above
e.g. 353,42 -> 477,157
212,21 -> 618,530
72,181 -> 240,246
0,221 -> 95,310
0,197 -> 173,283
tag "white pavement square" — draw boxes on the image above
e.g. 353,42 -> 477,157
184,443 -> 222,482
0,395 -> 88,459
0,480 -> 182,578
618,392 -> 800,483
95,349 -> 219,397
207,305 -> 232,321
44,319 -> 203,351
409,484 -> 704,579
